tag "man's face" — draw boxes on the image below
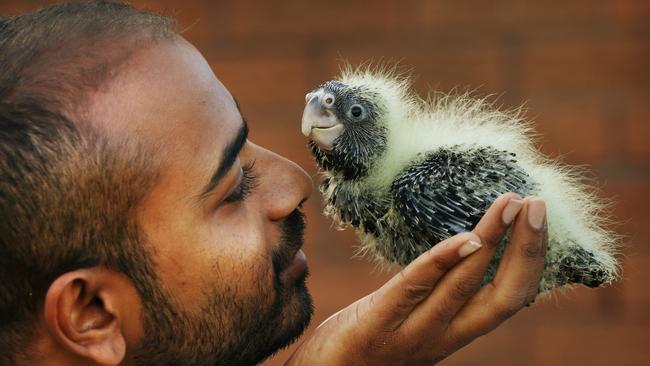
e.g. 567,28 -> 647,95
88,38 -> 314,365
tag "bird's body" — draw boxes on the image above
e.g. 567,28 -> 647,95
302,67 -> 619,293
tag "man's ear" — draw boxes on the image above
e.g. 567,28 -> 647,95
43,267 -> 140,365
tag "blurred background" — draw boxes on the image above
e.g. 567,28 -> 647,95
2,1 -> 649,365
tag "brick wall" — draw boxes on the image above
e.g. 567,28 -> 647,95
1,1 -> 649,365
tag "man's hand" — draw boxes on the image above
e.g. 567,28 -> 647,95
286,193 -> 548,366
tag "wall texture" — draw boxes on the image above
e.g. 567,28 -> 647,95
2,1 -> 649,365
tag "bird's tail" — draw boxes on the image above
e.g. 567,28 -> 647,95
527,162 -> 621,293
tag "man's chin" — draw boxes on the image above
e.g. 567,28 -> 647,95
235,274 -> 313,366
272,269 -> 313,349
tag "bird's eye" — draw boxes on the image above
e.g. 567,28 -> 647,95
349,104 -> 364,119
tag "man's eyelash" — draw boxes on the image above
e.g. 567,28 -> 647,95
223,160 -> 258,204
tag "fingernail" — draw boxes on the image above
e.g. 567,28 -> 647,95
458,240 -> 482,258
527,198 -> 546,231
502,198 -> 525,225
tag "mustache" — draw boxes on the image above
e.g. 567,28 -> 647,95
272,208 -> 306,274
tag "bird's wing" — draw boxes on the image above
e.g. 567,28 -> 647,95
390,145 -> 535,246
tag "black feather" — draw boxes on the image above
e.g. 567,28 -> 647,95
386,145 -> 535,265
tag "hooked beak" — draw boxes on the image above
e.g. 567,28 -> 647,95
301,90 -> 345,151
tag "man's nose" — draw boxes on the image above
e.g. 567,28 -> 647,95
250,143 -> 313,221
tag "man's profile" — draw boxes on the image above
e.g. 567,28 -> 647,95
1,2 -> 313,364
0,2 -> 549,365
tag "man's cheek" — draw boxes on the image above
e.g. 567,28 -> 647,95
212,233 -> 272,280
212,257 -> 278,319
218,215 -> 272,262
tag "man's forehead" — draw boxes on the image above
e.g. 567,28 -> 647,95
86,39 -> 240,166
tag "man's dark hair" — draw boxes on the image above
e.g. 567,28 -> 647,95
0,1 -> 175,362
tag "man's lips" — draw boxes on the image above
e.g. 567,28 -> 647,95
280,249 -> 307,281
275,244 -> 302,274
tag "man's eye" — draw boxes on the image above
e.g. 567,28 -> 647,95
223,160 -> 257,204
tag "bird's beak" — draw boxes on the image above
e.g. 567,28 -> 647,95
302,90 -> 345,151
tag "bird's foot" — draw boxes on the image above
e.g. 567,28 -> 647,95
557,246 -> 612,288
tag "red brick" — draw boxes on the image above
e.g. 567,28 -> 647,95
603,182 -> 650,245
206,58 -> 307,107
215,0 -> 399,39
402,0 -> 612,46
618,252 -> 650,310
522,40 -> 650,96
439,325 -> 538,366
622,102 -> 650,160
414,0 -> 607,29
526,99 -> 607,164
311,43 -> 504,94
532,324 -> 650,366
610,0 -> 650,33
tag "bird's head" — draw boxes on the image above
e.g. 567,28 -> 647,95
302,75 -> 398,180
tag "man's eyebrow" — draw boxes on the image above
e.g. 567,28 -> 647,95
199,100 -> 249,199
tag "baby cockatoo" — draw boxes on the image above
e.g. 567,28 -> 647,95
301,66 -> 619,293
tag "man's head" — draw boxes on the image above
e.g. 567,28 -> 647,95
0,2 -> 313,365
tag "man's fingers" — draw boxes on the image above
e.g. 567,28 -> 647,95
447,197 -> 548,342
443,192 -> 524,279
368,232 -> 483,331
490,197 -> 547,302
402,193 -> 524,332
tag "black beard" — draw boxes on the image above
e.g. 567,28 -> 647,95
131,208 -> 313,366
272,208 -> 306,275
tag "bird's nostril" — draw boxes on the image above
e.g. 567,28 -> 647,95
322,94 -> 335,107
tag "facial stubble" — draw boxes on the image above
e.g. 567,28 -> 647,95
132,208 -> 313,366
